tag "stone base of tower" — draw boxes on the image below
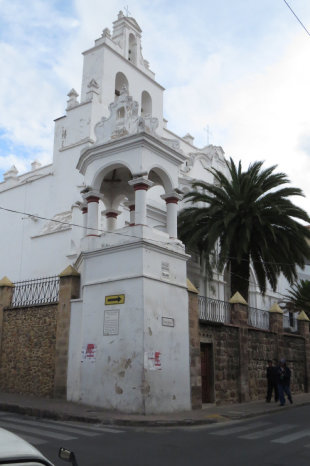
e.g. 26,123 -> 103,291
67,226 -> 191,414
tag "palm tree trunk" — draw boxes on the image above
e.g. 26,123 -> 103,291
230,253 -> 250,303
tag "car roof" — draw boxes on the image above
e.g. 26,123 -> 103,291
0,428 -> 54,465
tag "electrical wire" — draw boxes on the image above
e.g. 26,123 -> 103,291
0,205 -> 173,248
0,204 -> 307,300
0,204 -> 309,269
282,0 -> 310,37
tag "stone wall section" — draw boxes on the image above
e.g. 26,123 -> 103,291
199,302 -> 310,405
200,324 -> 240,403
187,280 -> 202,409
0,305 -> 57,397
0,268 -> 80,399
282,335 -> 306,393
248,329 -> 277,400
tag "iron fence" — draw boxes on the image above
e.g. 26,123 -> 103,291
199,296 -> 231,324
12,276 -> 60,307
283,313 -> 299,333
248,307 -> 269,330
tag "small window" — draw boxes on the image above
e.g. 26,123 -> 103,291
128,33 -> 137,64
117,107 -> 125,119
141,91 -> 152,116
115,72 -> 129,99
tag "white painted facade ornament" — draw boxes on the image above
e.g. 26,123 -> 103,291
94,87 -> 159,144
31,160 -> 42,171
3,165 -> 18,181
86,79 -> 100,102
66,88 -> 79,110
101,27 -> 111,38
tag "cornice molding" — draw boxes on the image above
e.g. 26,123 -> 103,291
77,132 -> 187,175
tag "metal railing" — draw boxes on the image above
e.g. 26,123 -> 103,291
248,306 -> 269,330
12,276 -> 60,307
283,313 -> 298,333
199,296 -> 231,324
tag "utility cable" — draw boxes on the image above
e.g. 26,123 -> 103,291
282,0 -> 310,37
0,204 -> 309,270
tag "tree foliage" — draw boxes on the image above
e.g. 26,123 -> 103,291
178,158 -> 310,301
286,279 -> 310,314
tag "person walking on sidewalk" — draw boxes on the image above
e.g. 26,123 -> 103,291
277,359 -> 293,406
266,360 -> 279,402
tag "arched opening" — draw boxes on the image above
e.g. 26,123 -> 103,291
117,107 -> 125,119
141,91 -> 152,116
115,72 -> 129,98
128,33 -> 137,64
98,165 -> 133,231
147,168 -> 173,233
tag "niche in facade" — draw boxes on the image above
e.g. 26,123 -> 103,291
115,72 -> 129,98
128,33 -> 137,64
117,107 -> 125,119
141,91 -> 152,116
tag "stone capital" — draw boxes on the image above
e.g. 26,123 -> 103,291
82,191 -> 103,203
298,310 -> 310,321
0,276 -> 14,288
161,192 -> 183,204
229,292 -> 247,305
59,265 -> 80,278
103,209 -> 121,219
269,303 -> 283,314
123,200 -> 135,209
128,177 -> 154,190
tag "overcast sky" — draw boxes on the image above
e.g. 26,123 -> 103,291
0,0 -> 310,211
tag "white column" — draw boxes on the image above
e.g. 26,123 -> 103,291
129,204 -> 135,226
82,206 -> 88,233
85,194 -> 100,236
103,209 -> 120,231
128,178 -> 154,226
123,200 -> 135,226
161,193 -> 183,238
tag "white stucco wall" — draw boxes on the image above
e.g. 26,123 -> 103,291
67,226 -> 191,413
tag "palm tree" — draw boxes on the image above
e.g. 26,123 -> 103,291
286,280 -> 310,315
178,158 -> 310,302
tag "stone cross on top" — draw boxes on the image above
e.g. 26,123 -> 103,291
123,5 -> 131,16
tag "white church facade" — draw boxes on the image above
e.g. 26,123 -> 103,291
0,12 -> 232,297
0,11 -> 306,411
0,11 -> 278,308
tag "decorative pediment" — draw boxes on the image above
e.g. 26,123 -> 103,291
203,144 -> 225,163
181,145 -> 225,174
94,86 -> 159,144
37,211 -> 72,236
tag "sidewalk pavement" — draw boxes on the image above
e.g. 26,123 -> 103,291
0,391 -> 310,427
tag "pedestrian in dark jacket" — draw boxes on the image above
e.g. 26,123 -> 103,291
277,358 -> 293,406
266,360 -> 279,402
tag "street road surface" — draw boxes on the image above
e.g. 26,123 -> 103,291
1,405 -> 310,465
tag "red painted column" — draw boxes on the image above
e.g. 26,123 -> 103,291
161,192 -> 182,238
105,210 -> 120,231
128,178 -> 154,225
85,194 -> 100,236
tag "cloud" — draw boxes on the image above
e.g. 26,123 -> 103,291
0,0 -> 79,169
0,0 -> 309,215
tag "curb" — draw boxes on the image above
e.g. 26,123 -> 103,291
0,403 -> 218,427
0,400 -> 309,428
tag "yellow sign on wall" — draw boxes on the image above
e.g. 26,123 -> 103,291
105,294 -> 125,305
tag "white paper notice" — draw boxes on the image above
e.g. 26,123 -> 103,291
81,343 -> 97,363
104,309 -> 120,336
144,351 -> 162,371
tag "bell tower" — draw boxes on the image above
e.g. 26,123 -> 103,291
66,59 -> 192,413
112,10 -> 143,67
